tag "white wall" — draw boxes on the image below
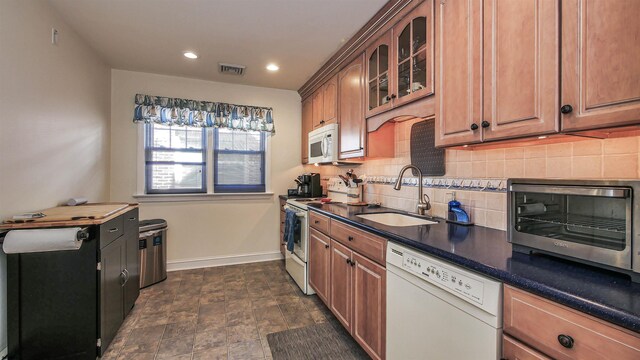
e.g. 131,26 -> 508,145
0,0 -> 111,352
110,70 -> 302,268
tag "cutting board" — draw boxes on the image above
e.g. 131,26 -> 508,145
4,203 -> 130,224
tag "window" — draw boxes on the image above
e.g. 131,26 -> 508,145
145,124 -> 206,193
214,128 -> 266,193
143,124 -> 267,195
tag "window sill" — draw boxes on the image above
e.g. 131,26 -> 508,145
133,192 -> 274,203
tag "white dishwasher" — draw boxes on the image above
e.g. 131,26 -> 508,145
386,242 -> 503,360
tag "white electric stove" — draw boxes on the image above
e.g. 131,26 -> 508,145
284,177 -> 358,294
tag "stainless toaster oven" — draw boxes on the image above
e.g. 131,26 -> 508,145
508,179 -> 640,281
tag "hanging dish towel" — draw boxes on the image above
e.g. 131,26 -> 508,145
284,209 -> 298,253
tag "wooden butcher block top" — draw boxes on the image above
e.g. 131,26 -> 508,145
0,202 -> 139,230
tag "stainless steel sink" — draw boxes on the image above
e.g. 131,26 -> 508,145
356,213 -> 438,227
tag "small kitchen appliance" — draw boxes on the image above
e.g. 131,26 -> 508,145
294,173 -> 322,198
508,179 -> 640,281
308,123 -> 338,164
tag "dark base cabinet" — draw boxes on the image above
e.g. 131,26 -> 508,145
7,208 -> 139,360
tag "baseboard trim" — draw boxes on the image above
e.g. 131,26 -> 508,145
167,251 -> 283,271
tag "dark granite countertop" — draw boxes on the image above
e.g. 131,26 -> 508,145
308,202 -> 640,333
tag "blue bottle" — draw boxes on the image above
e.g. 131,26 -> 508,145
447,192 -> 473,225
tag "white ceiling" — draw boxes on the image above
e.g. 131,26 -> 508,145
48,0 -> 388,90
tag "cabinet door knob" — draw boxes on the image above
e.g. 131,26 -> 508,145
325,244 -> 329,249
390,94 -> 397,99
560,104 -> 573,114
348,236 -> 354,241
108,228 -> 119,233
470,123 -> 479,131
481,120 -> 490,128
314,220 -> 320,224
557,334 -> 574,349
350,260 -> 355,267
128,217 -> 137,221
384,95 -> 391,102
346,258 -> 351,265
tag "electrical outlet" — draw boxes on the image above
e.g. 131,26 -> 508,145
51,28 -> 58,45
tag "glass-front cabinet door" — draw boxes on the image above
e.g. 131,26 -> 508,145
365,30 -> 393,117
393,0 -> 434,107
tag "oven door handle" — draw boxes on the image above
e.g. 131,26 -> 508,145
284,205 -> 307,217
510,184 -> 630,198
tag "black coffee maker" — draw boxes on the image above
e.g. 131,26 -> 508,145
295,173 -> 322,197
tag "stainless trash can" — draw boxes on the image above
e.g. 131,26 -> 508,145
139,219 -> 167,288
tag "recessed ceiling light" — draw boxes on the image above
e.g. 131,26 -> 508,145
266,63 -> 279,71
183,52 -> 198,59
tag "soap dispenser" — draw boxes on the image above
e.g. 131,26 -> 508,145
446,192 -> 473,226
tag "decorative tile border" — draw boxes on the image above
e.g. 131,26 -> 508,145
362,176 -> 508,192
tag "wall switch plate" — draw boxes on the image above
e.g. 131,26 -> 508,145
51,28 -> 58,45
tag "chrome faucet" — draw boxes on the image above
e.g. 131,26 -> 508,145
394,165 -> 431,216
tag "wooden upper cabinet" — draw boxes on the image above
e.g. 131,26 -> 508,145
482,0 -> 559,141
366,30 -> 394,117
435,0 -> 483,147
301,97 -> 312,163
311,75 -> 338,129
561,0 -> 640,132
323,75 -> 338,126
393,0 -> 435,107
339,53 -> 366,159
311,89 -> 323,129
308,228 -> 331,305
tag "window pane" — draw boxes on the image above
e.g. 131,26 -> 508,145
152,128 -> 171,148
216,153 -> 263,185
246,132 -> 262,151
218,131 -> 234,150
151,150 -> 204,163
170,128 -> 188,148
187,129 -> 203,149
146,123 -> 206,193
232,132 -> 248,151
149,164 -> 204,191
379,45 -> 388,73
214,129 -> 265,193
368,49 -> 377,80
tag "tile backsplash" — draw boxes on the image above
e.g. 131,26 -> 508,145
305,118 -> 640,231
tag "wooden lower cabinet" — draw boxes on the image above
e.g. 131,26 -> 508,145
309,216 -> 387,360
352,251 -> 386,360
503,285 -> 640,360
503,335 -> 551,360
330,240 -> 353,332
308,228 -> 331,304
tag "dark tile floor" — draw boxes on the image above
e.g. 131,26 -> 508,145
101,260 -> 334,360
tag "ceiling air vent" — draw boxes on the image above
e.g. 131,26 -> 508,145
219,63 -> 246,76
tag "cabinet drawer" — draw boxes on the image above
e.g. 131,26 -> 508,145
330,220 -> 386,266
503,335 -> 551,360
100,215 -> 124,248
503,285 -> 640,360
309,211 -> 330,235
123,208 -> 139,236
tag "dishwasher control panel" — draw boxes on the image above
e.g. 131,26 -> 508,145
402,252 -> 484,305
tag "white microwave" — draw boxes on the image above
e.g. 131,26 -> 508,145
308,123 -> 338,164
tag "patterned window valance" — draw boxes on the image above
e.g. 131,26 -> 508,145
132,94 -> 275,134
